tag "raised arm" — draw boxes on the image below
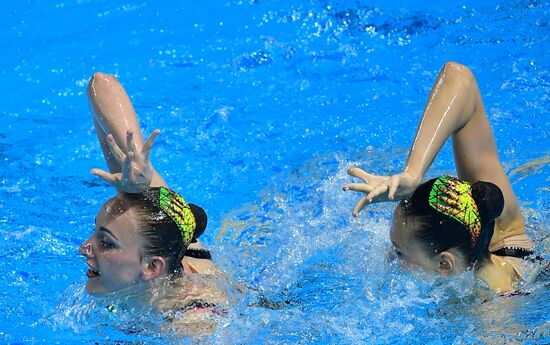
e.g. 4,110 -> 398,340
87,72 -> 167,193
345,62 -> 523,233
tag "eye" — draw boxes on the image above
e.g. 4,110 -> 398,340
100,239 -> 115,249
395,249 -> 403,258
98,235 -> 116,250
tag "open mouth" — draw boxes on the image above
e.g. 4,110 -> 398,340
86,264 -> 100,279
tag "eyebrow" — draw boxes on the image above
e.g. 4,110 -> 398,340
99,227 -> 119,241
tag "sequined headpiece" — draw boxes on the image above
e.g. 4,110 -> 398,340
159,186 -> 196,248
428,176 -> 481,246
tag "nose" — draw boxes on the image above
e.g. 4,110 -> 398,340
79,241 -> 94,257
386,248 -> 396,262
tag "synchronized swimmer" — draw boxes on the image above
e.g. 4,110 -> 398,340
79,63 -> 542,335
81,73 -> 228,336
344,62 -> 537,294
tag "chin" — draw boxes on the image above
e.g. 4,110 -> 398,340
85,280 -> 143,297
85,281 -> 108,296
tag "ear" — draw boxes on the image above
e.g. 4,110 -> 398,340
436,251 -> 457,276
141,256 -> 166,281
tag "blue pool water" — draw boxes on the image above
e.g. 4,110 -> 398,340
1,0 -> 549,343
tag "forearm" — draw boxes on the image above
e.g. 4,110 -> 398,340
87,72 -> 166,188
403,62 -> 478,180
343,63 -> 484,211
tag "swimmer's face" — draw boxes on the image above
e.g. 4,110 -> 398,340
79,199 -> 146,296
390,207 -> 439,273
390,206 -> 468,275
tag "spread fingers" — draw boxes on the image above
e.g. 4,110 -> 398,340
352,196 -> 370,216
365,183 -> 389,203
126,130 -> 138,154
346,167 -> 372,183
142,129 -> 160,159
91,168 -> 119,186
106,134 -> 126,164
343,183 -> 375,193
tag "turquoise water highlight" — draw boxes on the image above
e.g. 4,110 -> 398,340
0,0 -> 548,343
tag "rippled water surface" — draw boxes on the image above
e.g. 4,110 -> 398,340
0,0 -> 548,343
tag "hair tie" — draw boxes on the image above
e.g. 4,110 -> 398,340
428,176 -> 481,246
159,186 -> 196,248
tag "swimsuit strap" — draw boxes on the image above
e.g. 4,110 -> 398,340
177,298 -> 218,314
185,248 -> 212,260
184,299 -> 217,310
492,247 -> 534,259
162,299 -> 219,322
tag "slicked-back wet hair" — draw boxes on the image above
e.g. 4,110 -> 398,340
396,178 -> 504,267
108,188 -> 207,275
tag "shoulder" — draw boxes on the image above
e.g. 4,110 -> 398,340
183,241 -> 221,275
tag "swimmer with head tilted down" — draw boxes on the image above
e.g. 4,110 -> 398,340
80,73 -> 229,336
344,62 -> 542,295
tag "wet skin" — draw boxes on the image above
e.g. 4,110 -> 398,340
390,214 -> 438,273
389,207 -> 468,275
79,199 -> 146,296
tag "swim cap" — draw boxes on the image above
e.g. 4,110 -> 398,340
428,176 -> 481,246
158,186 -> 196,248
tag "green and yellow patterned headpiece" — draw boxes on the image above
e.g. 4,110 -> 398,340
428,176 -> 481,246
159,186 -> 196,248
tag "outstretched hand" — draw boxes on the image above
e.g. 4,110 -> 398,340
92,129 -> 161,193
343,168 -> 420,216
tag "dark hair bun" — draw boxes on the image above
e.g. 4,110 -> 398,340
189,203 -> 207,241
471,181 -> 504,224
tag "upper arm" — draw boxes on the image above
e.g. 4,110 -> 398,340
87,72 -> 167,188
449,65 -> 523,232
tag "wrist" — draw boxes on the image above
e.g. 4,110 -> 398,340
402,169 -> 421,182
401,171 -> 422,192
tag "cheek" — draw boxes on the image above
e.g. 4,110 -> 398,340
407,253 -> 437,273
397,259 -> 415,272
105,254 -> 139,269
101,251 -> 143,281
393,246 -> 437,273
394,253 -> 417,271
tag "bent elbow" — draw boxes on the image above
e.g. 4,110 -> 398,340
442,62 -> 475,84
87,72 -> 120,99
